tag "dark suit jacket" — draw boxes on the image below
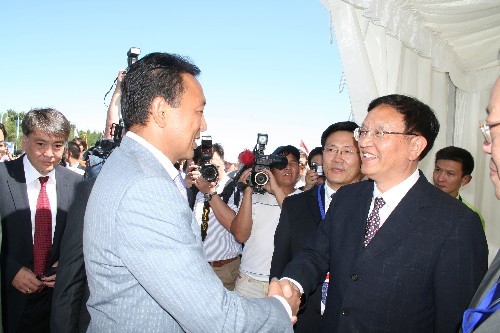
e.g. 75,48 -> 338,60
51,177 -> 96,333
283,174 -> 488,333
271,184 -> 325,333
0,156 -> 81,333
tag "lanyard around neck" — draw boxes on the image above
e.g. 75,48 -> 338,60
318,183 -> 326,219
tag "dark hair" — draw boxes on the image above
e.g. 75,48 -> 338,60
272,145 -> 300,162
435,146 -> 474,176
22,108 -> 70,139
321,121 -> 359,148
368,94 -> 440,160
67,141 -> 81,160
193,143 -> 224,165
120,52 -> 201,129
0,123 -> 6,139
307,146 -> 323,167
72,137 -> 87,151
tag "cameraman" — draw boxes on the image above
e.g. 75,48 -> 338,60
192,143 -> 242,290
230,145 -> 302,298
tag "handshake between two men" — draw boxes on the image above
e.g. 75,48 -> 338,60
268,277 -> 302,324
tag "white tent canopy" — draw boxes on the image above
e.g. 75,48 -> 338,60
322,0 -> 500,262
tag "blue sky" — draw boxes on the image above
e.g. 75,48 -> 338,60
1,0 -> 351,161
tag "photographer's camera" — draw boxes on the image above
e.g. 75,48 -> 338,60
198,136 -> 219,183
247,133 -> 287,192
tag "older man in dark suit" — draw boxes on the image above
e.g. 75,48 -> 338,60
277,94 -> 488,332
0,108 -> 81,333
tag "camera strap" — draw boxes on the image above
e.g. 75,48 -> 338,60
201,201 -> 210,241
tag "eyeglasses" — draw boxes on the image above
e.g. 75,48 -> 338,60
479,120 -> 500,144
323,147 -> 358,157
354,127 -> 418,142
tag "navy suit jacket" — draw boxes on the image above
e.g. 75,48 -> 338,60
0,156 -> 81,333
271,184 -> 325,332
283,173 -> 488,332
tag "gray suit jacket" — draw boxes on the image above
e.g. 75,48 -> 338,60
464,250 -> 500,332
83,136 -> 292,333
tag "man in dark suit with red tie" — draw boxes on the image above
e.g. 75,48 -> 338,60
0,108 -> 81,333
270,121 -> 363,332
277,95 -> 488,332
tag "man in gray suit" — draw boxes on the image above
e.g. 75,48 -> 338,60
83,52 -> 299,332
462,78 -> 500,332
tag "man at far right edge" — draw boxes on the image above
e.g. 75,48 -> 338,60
279,94 -> 488,332
461,77 -> 500,333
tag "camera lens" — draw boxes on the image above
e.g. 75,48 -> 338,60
201,164 -> 218,183
254,171 -> 268,186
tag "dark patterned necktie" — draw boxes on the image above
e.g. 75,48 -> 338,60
364,197 -> 385,247
33,176 -> 52,276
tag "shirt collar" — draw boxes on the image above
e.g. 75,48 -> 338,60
325,182 -> 336,198
23,155 -> 56,184
373,168 -> 420,209
126,131 -> 179,180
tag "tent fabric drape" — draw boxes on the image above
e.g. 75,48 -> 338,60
322,0 -> 500,262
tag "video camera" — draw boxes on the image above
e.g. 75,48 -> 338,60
248,133 -> 287,193
198,136 -> 219,183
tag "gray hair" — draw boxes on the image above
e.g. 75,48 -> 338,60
22,108 -> 71,139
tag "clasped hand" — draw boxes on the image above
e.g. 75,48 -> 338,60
268,277 -> 301,324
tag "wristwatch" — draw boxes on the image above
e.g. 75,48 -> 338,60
204,191 -> 218,202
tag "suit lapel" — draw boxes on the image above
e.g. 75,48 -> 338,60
53,166 -> 70,248
5,157 -> 33,252
359,175 -> 430,261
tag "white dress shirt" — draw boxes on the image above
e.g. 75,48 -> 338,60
371,168 -> 420,227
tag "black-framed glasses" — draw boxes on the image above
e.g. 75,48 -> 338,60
354,127 -> 418,142
479,120 -> 500,144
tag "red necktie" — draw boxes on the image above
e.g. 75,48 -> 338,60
33,176 -> 52,276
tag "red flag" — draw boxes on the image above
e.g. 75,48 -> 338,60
300,140 -> 309,154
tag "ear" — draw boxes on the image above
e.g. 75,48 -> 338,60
461,174 -> 472,187
21,135 -> 27,148
150,96 -> 169,128
409,136 -> 427,161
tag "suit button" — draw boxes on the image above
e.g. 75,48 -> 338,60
342,308 -> 350,316
351,274 -> 358,281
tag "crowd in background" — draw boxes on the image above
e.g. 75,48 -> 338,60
0,53 -> 498,333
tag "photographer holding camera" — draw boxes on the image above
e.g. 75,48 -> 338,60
230,145 -> 302,298
191,140 -> 242,290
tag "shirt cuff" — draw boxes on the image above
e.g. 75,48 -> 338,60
272,295 -> 292,318
280,277 -> 304,294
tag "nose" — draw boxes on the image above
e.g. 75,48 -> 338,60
333,152 -> 344,163
482,140 -> 492,154
200,115 -> 207,132
436,171 -> 445,182
358,133 -> 373,148
44,146 -> 55,158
